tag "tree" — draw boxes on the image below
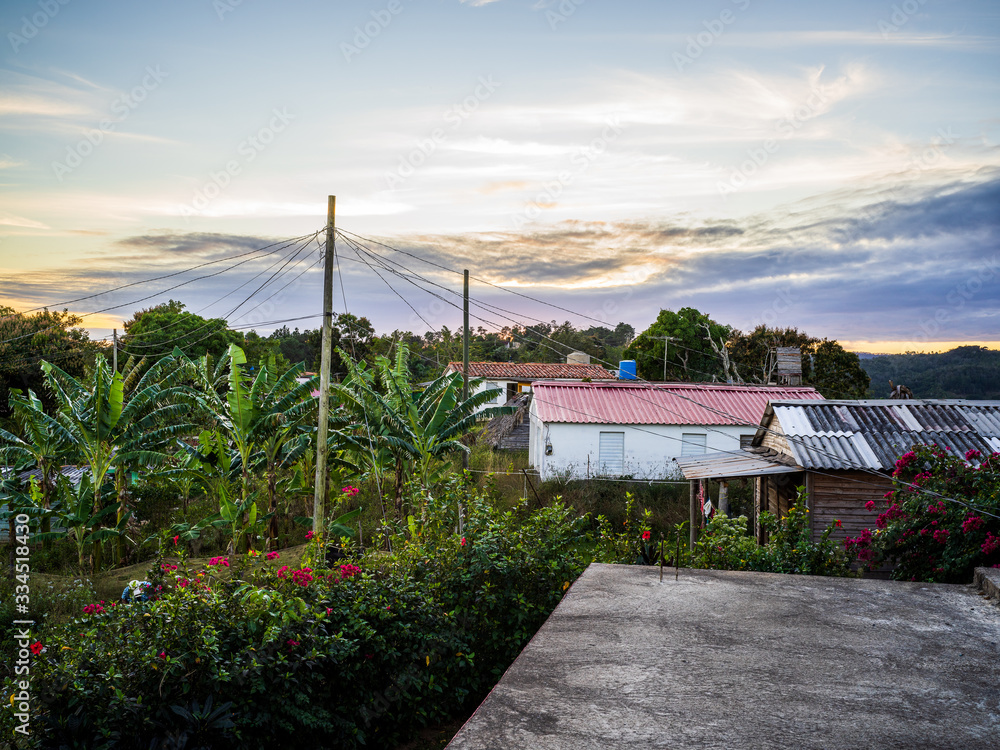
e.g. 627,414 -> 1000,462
808,339 -> 870,399
41,353 -> 195,570
624,308 -> 732,381
335,344 -> 510,516
0,306 -> 102,419
119,300 -> 242,363
727,326 -> 819,384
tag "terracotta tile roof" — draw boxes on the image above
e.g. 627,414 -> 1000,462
446,362 -> 617,380
531,381 -> 824,426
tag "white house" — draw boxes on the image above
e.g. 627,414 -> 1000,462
444,359 -> 618,412
528,381 -> 824,480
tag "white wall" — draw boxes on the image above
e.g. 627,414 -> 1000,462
529,410 -> 753,481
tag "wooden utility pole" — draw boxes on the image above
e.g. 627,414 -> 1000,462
313,196 -> 336,536
651,336 -> 672,381
462,269 -> 470,470
689,479 -> 697,551
112,329 -> 118,372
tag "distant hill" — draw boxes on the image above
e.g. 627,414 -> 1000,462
860,346 -> 1000,399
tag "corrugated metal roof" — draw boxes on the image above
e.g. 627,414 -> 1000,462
675,447 -> 802,480
532,382 -> 824,426
763,400 -> 1000,470
447,362 -> 617,380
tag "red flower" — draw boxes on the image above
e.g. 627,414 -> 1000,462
305,531 -> 315,541
834,519 -> 842,528
286,639 -> 300,648
460,537 -> 467,546
864,500 -> 876,511
641,530 -> 651,541
30,641 -> 43,655
158,651 -> 166,659
172,535 -> 179,545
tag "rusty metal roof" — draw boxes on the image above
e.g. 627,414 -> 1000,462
531,382 -> 824,426
446,362 -> 617,381
675,447 -> 802,480
759,400 -> 1000,470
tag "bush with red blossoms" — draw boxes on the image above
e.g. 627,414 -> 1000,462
845,443 -> 1000,582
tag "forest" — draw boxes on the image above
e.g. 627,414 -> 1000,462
860,346 -> 1000,400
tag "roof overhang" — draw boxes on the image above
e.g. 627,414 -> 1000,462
674,449 -> 802,480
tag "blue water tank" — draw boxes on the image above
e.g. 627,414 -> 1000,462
619,360 -> 637,380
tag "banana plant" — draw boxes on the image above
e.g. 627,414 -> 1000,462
41,353 -> 195,570
334,344 -> 512,516
0,388 -> 76,541
33,473 -> 129,574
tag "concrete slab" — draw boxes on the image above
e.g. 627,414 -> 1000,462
447,564 -> 1000,750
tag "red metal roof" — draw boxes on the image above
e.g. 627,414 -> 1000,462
531,381 -> 824,426
446,362 -> 617,380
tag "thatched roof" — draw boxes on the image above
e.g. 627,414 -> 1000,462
481,393 -> 532,449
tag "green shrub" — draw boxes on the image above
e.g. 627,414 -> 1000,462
690,489 -> 853,577
1,481 -> 589,749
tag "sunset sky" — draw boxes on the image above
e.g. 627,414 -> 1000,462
1,0 -> 998,354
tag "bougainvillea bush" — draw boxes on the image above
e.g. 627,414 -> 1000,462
1,484 -> 588,749
845,445 -> 1000,582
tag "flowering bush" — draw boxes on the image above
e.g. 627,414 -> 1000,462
1,482 -> 588,749
844,444 -> 1000,582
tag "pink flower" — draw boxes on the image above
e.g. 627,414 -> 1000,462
286,639 -> 300,648
864,500 -> 876,511
265,551 -> 280,561
172,535 -> 180,545
339,563 -> 361,579
158,651 -> 166,659
161,563 -> 178,572
291,568 -> 314,586
460,537 -> 467,546
341,485 -> 360,496
177,578 -> 190,588
305,531 -> 314,541
326,607 -> 333,615
982,533 -> 1000,556
962,515 -> 984,534
277,566 -> 290,579
932,529 -> 950,545
965,448 -> 982,461
207,556 -> 229,567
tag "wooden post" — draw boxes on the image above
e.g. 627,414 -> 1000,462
689,479 -> 697,550
462,269 -> 470,471
112,329 -> 117,372
719,480 -> 729,516
313,196 -> 335,537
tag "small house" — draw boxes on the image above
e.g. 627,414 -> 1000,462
528,381 -> 824,481
444,358 -> 618,413
675,399 -> 1000,544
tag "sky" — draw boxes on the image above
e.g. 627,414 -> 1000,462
1,0 -> 998,355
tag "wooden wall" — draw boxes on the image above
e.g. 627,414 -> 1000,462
808,470 -> 893,544
755,472 -> 804,543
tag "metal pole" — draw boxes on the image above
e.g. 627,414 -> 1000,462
462,269 -> 470,471
112,329 -> 117,372
689,479 -> 697,551
313,196 -> 336,537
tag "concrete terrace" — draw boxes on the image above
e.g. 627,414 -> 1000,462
447,565 -> 1000,750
